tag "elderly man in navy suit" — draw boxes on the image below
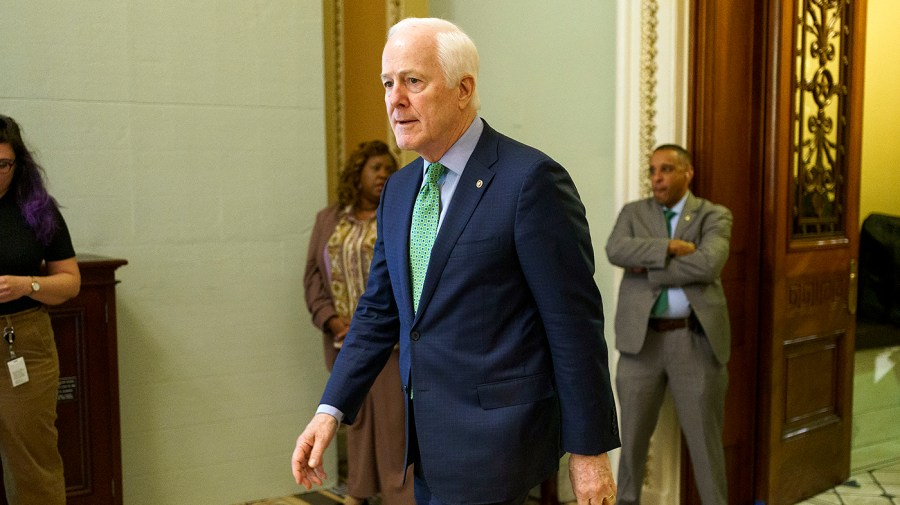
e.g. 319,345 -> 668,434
606,144 -> 732,504
292,17 -> 620,505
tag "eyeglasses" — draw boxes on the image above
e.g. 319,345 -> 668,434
0,159 -> 15,173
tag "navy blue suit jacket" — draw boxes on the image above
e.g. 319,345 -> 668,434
321,122 -> 620,503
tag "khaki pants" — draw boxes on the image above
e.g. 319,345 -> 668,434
0,308 -> 65,505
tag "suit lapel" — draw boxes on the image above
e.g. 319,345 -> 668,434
413,125 -> 499,323
674,192 -> 700,239
386,162 -> 423,322
651,199 -> 669,237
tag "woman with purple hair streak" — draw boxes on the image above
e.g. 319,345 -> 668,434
0,114 -> 80,505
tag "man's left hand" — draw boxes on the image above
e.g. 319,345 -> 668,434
569,452 -> 616,504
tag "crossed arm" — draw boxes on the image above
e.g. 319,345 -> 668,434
606,203 -> 732,285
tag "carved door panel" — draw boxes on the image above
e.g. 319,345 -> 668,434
755,1 -> 866,504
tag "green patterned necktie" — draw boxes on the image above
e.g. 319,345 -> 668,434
410,162 -> 446,313
650,208 -> 677,317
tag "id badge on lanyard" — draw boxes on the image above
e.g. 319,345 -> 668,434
4,325 -> 29,387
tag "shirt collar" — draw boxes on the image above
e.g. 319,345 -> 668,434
420,116 -> 483,178
666,191 -> 690,215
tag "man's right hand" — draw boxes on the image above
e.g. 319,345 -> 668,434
291,413 -> 339,489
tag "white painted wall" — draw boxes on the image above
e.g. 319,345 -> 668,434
0,1 -> 329,503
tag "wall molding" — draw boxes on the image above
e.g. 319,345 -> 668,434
614,0 -> 690,502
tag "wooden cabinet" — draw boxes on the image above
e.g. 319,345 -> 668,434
0,255 -> 127,505
54,255 -> 127,505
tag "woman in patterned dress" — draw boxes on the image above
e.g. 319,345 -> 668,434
304,140 -> 413,505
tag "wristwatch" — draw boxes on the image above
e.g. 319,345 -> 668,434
31,276 -> 41,293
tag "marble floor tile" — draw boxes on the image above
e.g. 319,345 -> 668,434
800,489 -> 843,504
838,496 -> 895,504
838,477 -> 887,495
881,482 -> 900,496
875,469 -> 900,485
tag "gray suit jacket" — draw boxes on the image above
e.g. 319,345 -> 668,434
605,192 -> 732,364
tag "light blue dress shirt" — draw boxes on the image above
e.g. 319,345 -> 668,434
419,116 -> 483,232
656,193 -> 693,319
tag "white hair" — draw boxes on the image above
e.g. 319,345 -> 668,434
388,17 -> 481,110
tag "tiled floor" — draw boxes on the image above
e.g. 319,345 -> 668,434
238,458 -> 900,504
796,458 -> 900,504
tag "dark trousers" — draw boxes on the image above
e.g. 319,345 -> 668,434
408,399 -> 529,505
413,473 -> 529,505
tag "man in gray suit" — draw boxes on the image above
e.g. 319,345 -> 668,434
606,144 -> 732,504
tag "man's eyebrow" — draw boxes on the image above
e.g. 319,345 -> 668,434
382,68 -> 415,79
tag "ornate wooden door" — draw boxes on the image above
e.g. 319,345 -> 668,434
755,1 -> 866,503
687,0 -> 866,503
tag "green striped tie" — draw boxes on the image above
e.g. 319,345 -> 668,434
410,162 -> 445,313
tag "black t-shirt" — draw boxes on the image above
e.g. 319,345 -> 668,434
0,192 -> 76,315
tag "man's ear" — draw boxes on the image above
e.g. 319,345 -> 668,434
458,75 -> 475,108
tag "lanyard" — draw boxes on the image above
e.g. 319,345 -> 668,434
3,321 -> 15,359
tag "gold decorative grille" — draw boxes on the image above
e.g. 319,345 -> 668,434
791,0 -> 852,237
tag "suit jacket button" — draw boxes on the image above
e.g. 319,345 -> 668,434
411,331 -> 421,341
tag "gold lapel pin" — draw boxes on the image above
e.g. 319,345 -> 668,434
685,215 -> 692,222
476,180 -> 483,188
